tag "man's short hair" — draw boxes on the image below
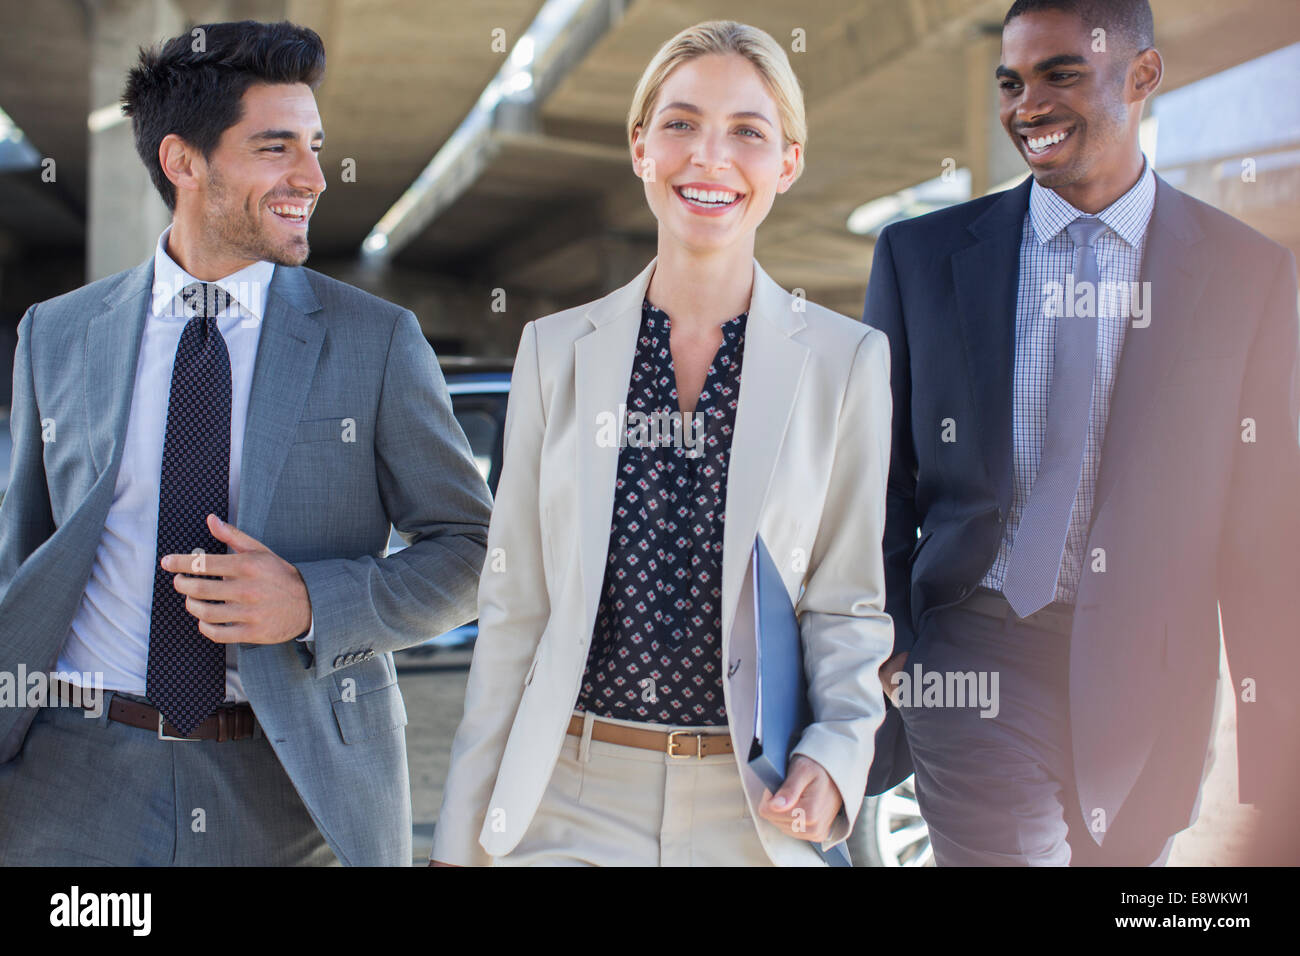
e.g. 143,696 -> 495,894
1003,0 -> 1155,53
121,20 -> 325,211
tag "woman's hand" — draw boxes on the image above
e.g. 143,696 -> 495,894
757,754 -> 843,842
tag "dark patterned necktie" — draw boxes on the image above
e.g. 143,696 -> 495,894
146,281 -> 232,735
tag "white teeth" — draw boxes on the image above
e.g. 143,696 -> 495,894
269,204 -> 307,218
679,186 -> 739,205
1026,130 -> 1069,152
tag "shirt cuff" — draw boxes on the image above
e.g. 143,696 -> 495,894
296,617 -> 314,644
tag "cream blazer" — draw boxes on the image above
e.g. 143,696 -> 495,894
432,258 -> 894,866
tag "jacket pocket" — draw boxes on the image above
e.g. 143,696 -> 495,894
331,681 -> 408,744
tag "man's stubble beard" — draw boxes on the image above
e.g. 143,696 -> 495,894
205,165 -> 311,267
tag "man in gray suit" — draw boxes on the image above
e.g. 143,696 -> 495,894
0,20 -> 492,865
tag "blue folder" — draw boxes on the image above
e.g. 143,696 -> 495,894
746,535 -> 853,867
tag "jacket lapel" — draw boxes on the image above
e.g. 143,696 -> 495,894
951,178 -> 1031,510
572,259 -> 809,650
574,261 -> 653,633
236,266 -> 324,542
1092,176 -> 1208,516
84,258 -> 155,478
718,262 -> 808,646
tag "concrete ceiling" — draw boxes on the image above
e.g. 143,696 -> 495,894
398,0 -> 1300,316
286,0 -> 547,254
0,0 -> 1296,322
0,0 -> 545,257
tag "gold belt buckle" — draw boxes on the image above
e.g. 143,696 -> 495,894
667,729 -> 702,759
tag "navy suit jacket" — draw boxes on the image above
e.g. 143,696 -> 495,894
862,174 -> 1300,848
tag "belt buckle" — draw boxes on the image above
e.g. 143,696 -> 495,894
667,729 -> 701,759
158,713 -> 201,741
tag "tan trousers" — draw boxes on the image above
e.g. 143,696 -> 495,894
494,711 -> 774,866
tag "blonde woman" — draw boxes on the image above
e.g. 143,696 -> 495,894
431,20 -> 893,867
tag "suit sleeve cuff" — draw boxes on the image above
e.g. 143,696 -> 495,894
791,728 -> 870,849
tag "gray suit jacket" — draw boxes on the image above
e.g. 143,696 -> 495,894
0,256 -> 492,865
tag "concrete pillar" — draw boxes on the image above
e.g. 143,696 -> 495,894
86,0 -> 189,281
965,28 -> 1026,196
87,0 -> 262,279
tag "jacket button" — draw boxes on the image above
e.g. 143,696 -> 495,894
333,656 -> 344,668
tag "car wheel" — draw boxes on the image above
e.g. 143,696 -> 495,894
850,776 -> 933,866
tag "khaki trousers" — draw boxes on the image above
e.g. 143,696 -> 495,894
495,711 -> 774,866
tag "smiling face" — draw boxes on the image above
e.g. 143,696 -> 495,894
997,9 -> 1154,205
181,81 -> 326,269
632,53 -> 799,258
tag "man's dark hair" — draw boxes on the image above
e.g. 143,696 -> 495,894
122,20 -> 325,211
1003,0 -> 1154,52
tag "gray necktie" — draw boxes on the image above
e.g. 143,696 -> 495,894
1003,216 -> 1107,618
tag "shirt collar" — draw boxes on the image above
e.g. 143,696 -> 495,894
151,225 -> 275,320
1028,155 -> 1156,249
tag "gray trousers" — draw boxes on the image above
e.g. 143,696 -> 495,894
0,692 -> 337,866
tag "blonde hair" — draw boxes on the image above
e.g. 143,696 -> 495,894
626,20 -> 807,181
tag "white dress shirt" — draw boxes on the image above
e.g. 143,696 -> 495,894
56,226 -> 302,702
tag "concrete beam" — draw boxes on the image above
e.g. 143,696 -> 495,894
369,0 -> 627,262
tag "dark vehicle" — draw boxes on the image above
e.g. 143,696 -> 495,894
392,358 -> 510,656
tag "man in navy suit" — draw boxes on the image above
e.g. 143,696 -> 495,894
863,0 -> 1299,865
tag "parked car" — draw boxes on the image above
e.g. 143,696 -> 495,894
391,357 -> 510,656
847,776 -> 934,866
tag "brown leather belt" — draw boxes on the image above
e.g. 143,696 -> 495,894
566,714 -> 733,758
961,587 -> 1075,635
55,682 -> 258,741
